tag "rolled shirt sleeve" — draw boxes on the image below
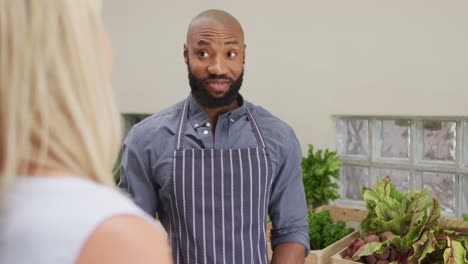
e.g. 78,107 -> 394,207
268,129 -> 310,255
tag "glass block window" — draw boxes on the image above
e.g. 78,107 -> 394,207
336,119 -> 369,157
464,122 -> 468,166
336,117 -> 468,218
341,165 -> 369,200
422,121 -> 456,162
377,168 -> 410,192
419,171 -> 457,214
461,175 -> 468,216
375,120 -> 410,159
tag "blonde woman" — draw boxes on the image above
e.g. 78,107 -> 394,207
0,1 -> 172,263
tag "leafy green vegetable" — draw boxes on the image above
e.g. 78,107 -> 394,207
442,238 -> 466,264
308,209 -> 354,250
112,146 -> 123,184
463,214 -> 468,222
354,177 -> 468,263
302,145 -> 341,208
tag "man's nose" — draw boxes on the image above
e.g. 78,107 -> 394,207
207,55 -> 227,76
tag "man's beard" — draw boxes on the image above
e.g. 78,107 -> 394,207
188,67 -> 244,108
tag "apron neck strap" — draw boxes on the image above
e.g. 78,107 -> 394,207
245,106 -> 266,149
175,98 -> 190,150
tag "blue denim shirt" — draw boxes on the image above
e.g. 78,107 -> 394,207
119,94 -> 310,253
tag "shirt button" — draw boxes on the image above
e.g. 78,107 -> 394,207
194,123 -> 199,128
230,118 -> 235,123
206,122 -> 211,127
203,130 -> 209,135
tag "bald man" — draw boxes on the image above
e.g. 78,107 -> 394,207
119,9 -> 310,264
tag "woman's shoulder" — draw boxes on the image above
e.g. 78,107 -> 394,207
75,214 -> 172,264
9,176 -> 164,231
2,176 -> 168,264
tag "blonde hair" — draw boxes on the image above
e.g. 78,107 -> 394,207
0,0 -> 121,194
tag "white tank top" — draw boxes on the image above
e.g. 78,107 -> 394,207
0,176 -> 166,264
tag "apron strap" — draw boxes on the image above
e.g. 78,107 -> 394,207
175,98 -> 189,151
175,95 -> 268,150
245,106 -> 267,149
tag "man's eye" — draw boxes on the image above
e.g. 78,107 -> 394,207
227,51 -> 237,58
199,51 -> 209,58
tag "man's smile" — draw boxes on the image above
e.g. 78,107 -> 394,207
206,79 -> 230,93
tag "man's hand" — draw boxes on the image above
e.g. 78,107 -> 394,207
271,242 -> 306,264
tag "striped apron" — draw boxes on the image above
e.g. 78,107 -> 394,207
168,98 -> 273,264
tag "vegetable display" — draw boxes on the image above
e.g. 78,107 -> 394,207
347,177 -> 468,264
308,209 -> 354,250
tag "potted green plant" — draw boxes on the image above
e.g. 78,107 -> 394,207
302,144 -> 341,209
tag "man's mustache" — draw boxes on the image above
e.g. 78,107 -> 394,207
205,74 -> 231,81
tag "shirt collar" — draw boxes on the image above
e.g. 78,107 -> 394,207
187,94 -> 247,129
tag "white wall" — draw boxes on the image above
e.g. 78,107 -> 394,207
103,0 -> 468,153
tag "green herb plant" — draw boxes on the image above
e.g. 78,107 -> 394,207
302,145 -> 341,209
464,214 -> 468,222
308,209 -> 354,250
354,177 -> 468,264
112,146 -> 123,184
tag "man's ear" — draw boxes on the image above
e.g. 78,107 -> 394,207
183,44 -> 189,64
243,44 -> 247,64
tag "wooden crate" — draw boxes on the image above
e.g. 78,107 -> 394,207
268,231 -> 360,264
331,247 -> 361,264
316,204 -> 367,229
305,230 -> 360,264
